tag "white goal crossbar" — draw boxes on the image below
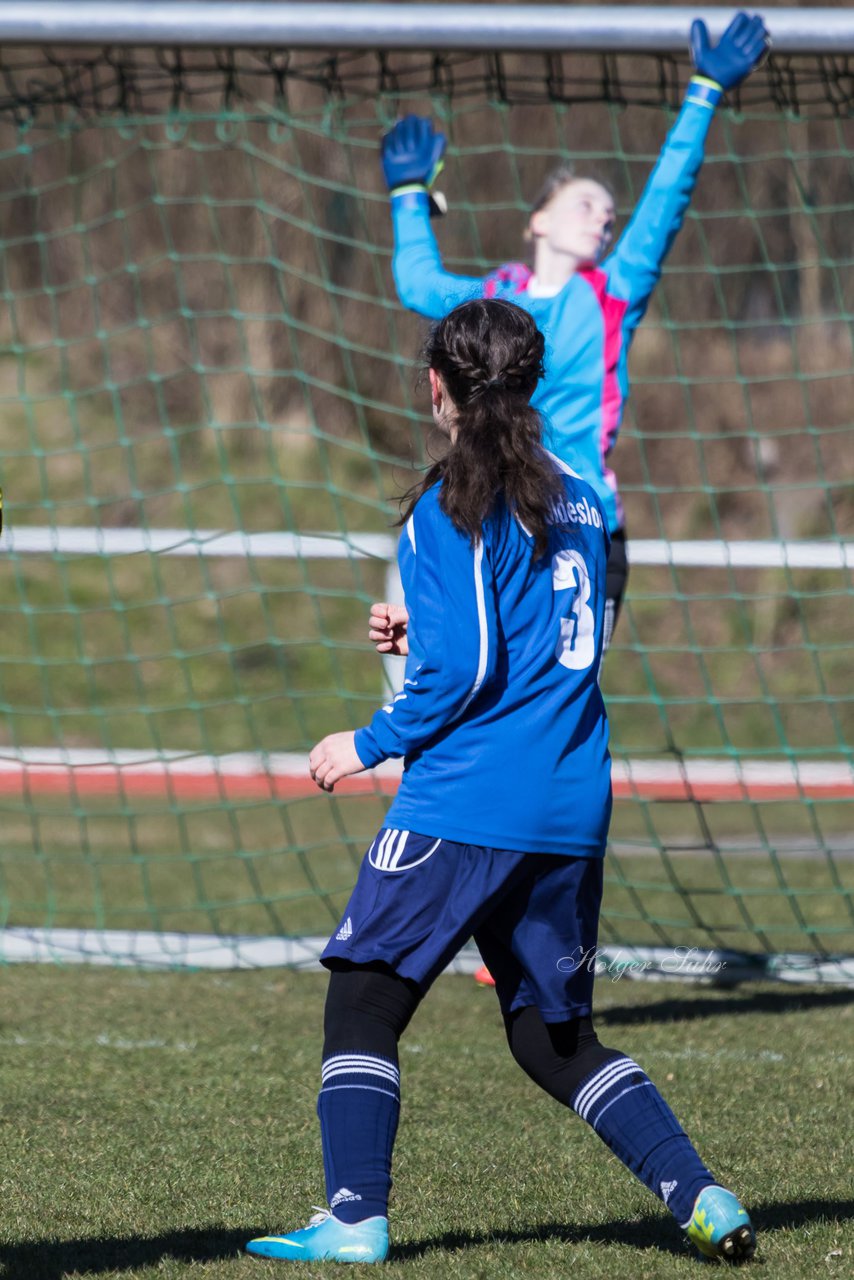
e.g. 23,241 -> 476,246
1,5 -> 853,55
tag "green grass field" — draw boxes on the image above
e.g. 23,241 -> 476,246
1,967 -> 852,1280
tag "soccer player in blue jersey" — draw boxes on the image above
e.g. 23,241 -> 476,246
379,12 -> 768,661
246,299 -> 756,1266
379,8 -> 768,991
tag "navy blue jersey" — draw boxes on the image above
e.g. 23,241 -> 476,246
354,457 -> 612,857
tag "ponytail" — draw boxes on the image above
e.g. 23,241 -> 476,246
399,298 -> 563,558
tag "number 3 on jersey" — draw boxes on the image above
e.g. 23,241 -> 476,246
552,549 -> 595,670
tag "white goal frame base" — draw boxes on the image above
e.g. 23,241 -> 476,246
2,928 -> 852,985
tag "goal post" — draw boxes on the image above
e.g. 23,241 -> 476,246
0,5 -> 852,980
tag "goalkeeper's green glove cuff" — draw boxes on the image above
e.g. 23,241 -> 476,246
390,183 -> 448,218
685,74 -> 724,110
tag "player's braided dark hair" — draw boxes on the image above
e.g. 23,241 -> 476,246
399,298 -> 564,558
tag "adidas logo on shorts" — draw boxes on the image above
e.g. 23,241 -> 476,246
336,917 -> 353,941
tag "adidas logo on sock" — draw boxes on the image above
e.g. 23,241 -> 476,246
336,917 -> 353,941
660,1179 -> 678,1205
330,1187 -> 363,1210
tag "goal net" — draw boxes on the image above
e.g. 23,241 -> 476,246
1,15 -> 852,979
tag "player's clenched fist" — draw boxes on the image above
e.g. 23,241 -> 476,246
368,602 -> 409,656
309,731 -> 366,792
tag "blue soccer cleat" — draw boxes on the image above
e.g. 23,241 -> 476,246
684,1185 -> 756,1263
246,1208 -> 389,1263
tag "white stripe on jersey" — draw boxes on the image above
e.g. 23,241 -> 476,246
544,447 -> 582,480
382,511 -> 488,731
459,539 -> 489,715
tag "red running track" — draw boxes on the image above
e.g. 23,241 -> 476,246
0,751 -> 851,803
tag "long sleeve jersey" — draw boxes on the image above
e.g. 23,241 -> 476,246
354,460 -> 612,857
390,90 -> 719,534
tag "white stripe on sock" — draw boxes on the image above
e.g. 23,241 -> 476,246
590,1080 -> 654,1132
577,1062 -> 644,1121
321,1055 -> 400,1087
573,1057 -> 636,1114
321,1055 -> 400,1079
574,1057 -> 641,1119
322,1067 -> 400,1090
320,1064 -> 402,1085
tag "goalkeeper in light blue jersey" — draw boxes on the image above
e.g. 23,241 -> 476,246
246,300 -> 756,1267
381,12 -> 768,658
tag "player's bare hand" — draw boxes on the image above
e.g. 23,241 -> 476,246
309,731 -> 366,793
368,601 -> 409,656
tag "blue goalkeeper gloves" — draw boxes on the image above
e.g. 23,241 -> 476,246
690,11 -> 769,92
381,114 -> 446,202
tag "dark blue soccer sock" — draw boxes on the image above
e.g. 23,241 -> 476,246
317,1052 -> 401,1223
570,1055 -> 714,1225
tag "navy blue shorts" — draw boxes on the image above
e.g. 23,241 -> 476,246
321,828 -> 604,1022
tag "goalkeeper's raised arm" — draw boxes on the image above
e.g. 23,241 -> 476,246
381,12 -> 768,661
606,11 -> 769,332
381,113 -> 482,317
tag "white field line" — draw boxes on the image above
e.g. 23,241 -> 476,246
3,526 -> 853,570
